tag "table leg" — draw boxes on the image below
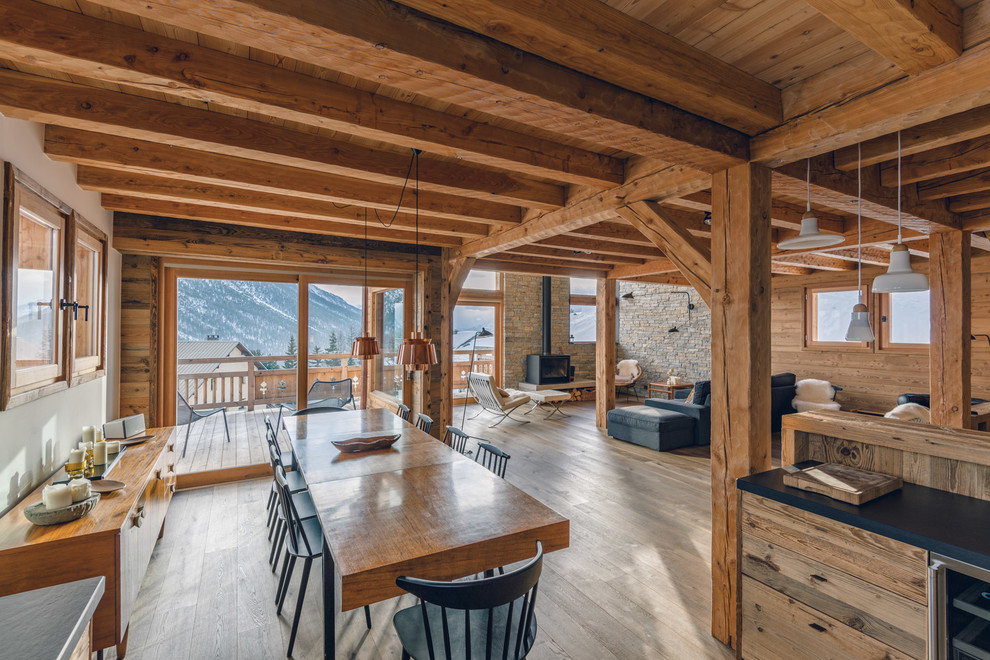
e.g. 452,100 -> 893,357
323,538 -> 335,660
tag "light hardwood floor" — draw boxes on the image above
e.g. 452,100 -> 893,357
117,401 -> 734,659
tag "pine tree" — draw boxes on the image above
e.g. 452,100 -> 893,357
283,335 -> 297,370
311,344 -> 323,368
327,331 -> 341,367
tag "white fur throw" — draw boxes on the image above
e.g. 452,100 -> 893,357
617,359 -> 639,378
792,399 -> 841,413
885,402 -> 931,423
794,379 -> 836,403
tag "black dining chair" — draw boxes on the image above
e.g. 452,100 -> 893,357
273,466 -> 371,657
392,542 -> 543,660
441,426 -> 470,455
264,428 -> 308,533
475,442 -> 510,478
176,391 -> 230,458
396,403 -> 411,421
415,413 -> 433,434
264,416 -> 296,471
267,445 -> 319,570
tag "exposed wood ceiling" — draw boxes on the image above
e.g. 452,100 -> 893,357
3,0 -> 990,279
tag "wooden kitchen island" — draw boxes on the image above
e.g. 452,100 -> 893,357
0,427 -> 177,658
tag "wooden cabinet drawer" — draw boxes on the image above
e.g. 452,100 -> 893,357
119,457 -> 172,627
742,577 -> 914,660
741,492 -> 928,604
742,533 -> 927,658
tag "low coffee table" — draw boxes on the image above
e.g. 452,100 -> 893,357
522,389 -> 571,419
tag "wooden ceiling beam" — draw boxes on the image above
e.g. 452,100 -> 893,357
46,126 -> 520,226
800,0 -> 961,74
537,235 -> 665,259
503,245 -> 645,265
457,166 -> 710,258
815,247 -> 891,267
82,0 -> 750,171
917,168 -> 990,200
103,195 -> 463,246
0,71 -> 555,210
879,135 -> 990,185
608,259 -> 680,279
772,157 -> 959,233
835,106 -> 990,170
621,274 -> 691,286
950,191 -> 990,212
752,41 -> 990,166
669,191 -> 846,234
0,1 -> 620,188
961,210 -> 990,231
771,253 -> 857,271
397,0 -> 781,134
567,222 -> 684,245
473,258 -> 608,279
771,264 -> 816,276
491,251 -> 629,269
77,167 -> 499,234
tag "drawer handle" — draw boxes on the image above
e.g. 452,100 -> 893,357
808,623 -> 827,633
155,469 -> 163,480
132,505 -> 146,528
810,574 -> 828,583
167,443 -> 175,453
168,463 -> 175,473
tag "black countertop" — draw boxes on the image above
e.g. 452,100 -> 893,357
0,576 -> 105,660
738,464 -> 990,572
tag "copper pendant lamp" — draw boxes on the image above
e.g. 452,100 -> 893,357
397,149 -> 437,371
351,208 -> 381,360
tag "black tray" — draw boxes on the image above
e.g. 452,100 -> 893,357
56,447 -> 126,482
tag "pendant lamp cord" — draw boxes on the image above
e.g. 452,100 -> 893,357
857,143 -> 863,303
897,130 -> 903,244
414,148 -> 420,332
806,158 -> 811,212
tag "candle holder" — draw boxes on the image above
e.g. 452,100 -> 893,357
65,461 -> 86,479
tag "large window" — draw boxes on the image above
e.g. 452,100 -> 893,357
569,277 -> 597,343
376,287 -> 406,400
804,285 -> 871,348
881,290 -> 930,350
2,166 -> 107,408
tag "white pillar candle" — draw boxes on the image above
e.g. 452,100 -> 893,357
42,484 -> 72,509
82,426 -> 95,444
68,448 -> 83,464
93,441 -> 107,466
106,441 -> 120,454
68,478 -> 91,502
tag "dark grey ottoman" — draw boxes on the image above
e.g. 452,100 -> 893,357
606,405 -> 694,451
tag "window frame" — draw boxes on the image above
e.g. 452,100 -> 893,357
568,294 -> 597,344
878,290 -> 930,353
71,216 -> 108,379
1,164 -> 108,409
803,284 -> 873,351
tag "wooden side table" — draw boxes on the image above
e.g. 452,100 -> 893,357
647,382 -> 693,399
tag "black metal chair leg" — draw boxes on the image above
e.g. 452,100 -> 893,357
181,421 -> 192,458
272,525 -> 287,571
286,558 -> 312,658
269,520 -> 284,564
364,605 -> 372,629
221,408 -> 231,443
268,513 -> 280,541
266,496 -> 276,530
277,555 -> 296,612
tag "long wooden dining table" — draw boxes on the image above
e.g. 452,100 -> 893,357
282,407 -> 570,659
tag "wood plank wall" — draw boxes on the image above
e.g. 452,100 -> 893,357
771,254 -> 990,412
119,254 -> 159,425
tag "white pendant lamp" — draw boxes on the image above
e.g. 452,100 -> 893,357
845,143 -> 876,342
777,159 -> 845,250
872,131 -> 929,294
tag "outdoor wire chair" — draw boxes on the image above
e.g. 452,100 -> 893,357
392,542 -> 543,660
273,378 -> 356,427
177,391 -> 230,458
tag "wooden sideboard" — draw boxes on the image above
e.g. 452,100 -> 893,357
0,427 -> 177,658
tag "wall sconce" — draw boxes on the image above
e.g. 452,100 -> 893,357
621,292 -> 635,300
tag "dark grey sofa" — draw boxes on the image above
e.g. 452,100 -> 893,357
771,372 -> 798,432
606,405 -> 694,451
644,380 -> 711,446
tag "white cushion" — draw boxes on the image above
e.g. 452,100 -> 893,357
501,393 -> 531,409
885,403 -> 931,423
617,359 -> 639,378
794,379 -> 836,404
615,375 -> 636,386
792,399 -> 841,413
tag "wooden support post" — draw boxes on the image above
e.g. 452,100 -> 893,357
710,163 -> 772,648
930,230 -> 972,427
595,278 -> 617,429
440,251 -> 476,434
296,277 -> 309,410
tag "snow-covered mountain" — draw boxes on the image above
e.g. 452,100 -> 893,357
177,279 -> 362,355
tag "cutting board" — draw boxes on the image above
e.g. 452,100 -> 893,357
782,463 -> 903,505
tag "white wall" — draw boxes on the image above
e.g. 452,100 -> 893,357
0,116 -> 118,515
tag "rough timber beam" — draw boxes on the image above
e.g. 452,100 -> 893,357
538,235 -> 666,260
398,0 -> 781,134
457,166 -> 710,258
752,41 -> 990,166
879,136 -> 990,185
615,201 -> 712,306
771,253 -> 857,271
473,259 -> 607,279
801,0 -> 961,74
83,0 -> 750,171
103,195 -> 464,247
77,167 -> 507,230
607,259 -> 680,279
773,157 -> 959,233
0,1 -> 620,188
0,73 -> 557,209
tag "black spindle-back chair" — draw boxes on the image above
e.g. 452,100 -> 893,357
392,542 -> 544,660
441,426 -> 470,455
475,442 -> 510,478
415,413 -> 434,434
396,403 -> 411,421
